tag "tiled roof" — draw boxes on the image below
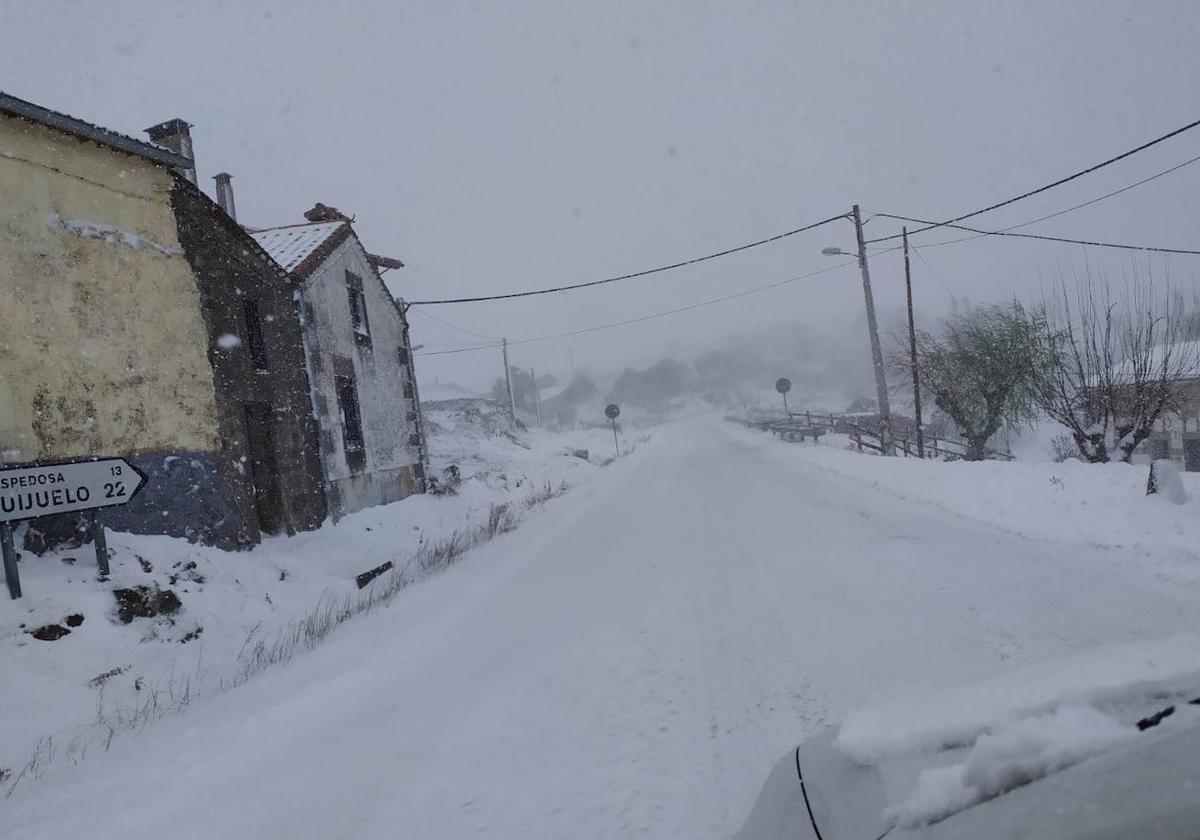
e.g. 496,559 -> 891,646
250,221 -> 349,275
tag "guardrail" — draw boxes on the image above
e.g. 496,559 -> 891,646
732,410 -> 1014,461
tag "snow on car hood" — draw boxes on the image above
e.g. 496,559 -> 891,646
832,635 -> 1200,827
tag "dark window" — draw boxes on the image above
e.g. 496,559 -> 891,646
346,271 -> 371,347
403,381 -> 415,400
406,411 -> 418,422
242,299 -> 269,371
1150,437 -> 1170,461
336,375 -> 366,472
397,346 -> 410,365
409,433 -> 422,448
1185,438 -> 1200,472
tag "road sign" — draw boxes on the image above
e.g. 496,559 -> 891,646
0,457 -> 146,524
605,404 -> 621,457
775,378 -> 792,394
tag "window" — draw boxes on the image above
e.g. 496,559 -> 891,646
1150,437 -> 1170,461
346,271 -> 371,347
335,374 -> 366,472
242,299 -> 269,371
397,346 -> 410,365
403,381 -> 415,400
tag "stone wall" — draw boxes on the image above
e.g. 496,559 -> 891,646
171,183 -> 327,538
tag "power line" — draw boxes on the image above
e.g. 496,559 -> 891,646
408,306 -> 500,343
900,152 -> 1200,251
907,243 -> 957,301
416,258 -> 860,357
865,115 -> 1200,244
873,212 -> 1200,255
408,212 -> 849,305
414,341 -> 500,357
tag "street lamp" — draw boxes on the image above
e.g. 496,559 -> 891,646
822,205 -> 896,456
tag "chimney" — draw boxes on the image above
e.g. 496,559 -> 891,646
303,202 -> 352,223
144,118 -> 196,184
213,172 -> 237,220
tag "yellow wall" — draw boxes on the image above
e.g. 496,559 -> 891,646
0,113 -> 220,462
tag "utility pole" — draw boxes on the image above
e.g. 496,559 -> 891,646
902,228 -> 924,458
851,204 -> 895,455
530,367 -> 542,428
501,338 -> 517,427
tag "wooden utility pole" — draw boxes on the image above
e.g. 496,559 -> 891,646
530,367 -> 542,427
851,205 -> 895,455
501,338 -> 517,426
903,227 -> 925,458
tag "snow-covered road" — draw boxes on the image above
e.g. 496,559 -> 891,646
6,420 -> 1200,839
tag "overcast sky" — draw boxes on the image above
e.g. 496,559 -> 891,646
4,1 -> 1199,393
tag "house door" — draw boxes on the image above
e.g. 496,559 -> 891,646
243,402 -> 284,534
1183,438 -> 1200,473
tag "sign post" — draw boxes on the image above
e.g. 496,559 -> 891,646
90,510 -> 110,577
0,437 -> 21,599
0,456 -> 145,597
605,404 -> 621,458
1,519 -> 18,600
775,377 -> 792,416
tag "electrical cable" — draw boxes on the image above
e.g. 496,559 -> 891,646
901,152 -> 1200,251
415,258 -> 860,357
408,306 -> 500,343
865,115 -> 1200,244
408,212 -> 849,305
872,212 -> 1200,256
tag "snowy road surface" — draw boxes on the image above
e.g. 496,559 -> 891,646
6,420 -> 1200,839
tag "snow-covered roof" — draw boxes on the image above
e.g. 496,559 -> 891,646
1107,339 -> 1200,385
250,221 -> 349,275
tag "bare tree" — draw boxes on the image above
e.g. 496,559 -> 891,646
1036,268 -> 1199,463
905,303 -> 1049,461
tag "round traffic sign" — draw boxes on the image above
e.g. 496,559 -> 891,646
775,378 -> 792,394
605,403 -> 620,420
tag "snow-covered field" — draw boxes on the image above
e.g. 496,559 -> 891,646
3,416 -> 1199,838
0,400 -> 628,793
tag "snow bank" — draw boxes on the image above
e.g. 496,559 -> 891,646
731,424 -> 1200,565
0,412 -> 632,788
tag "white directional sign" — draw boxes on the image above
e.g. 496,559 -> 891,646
0,458 -> 146,523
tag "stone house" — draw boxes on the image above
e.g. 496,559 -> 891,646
0,92 -> 325,549
251,205 -> 426,518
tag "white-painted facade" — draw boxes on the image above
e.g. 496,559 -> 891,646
254,221 -> 425,516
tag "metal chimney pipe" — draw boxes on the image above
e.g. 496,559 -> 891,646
144,118 -> 196,184
213,172 -> 236,220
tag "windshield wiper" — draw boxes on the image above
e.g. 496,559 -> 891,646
1136,695 -> 1200,731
